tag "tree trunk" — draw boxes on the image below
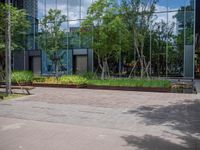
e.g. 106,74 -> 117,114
5,0 -> 12,95
100,58 -> 110,80
105,59 -> 110,77
101,60 -> 106,80
55,60 -> 59,77
128,61 -> 137,78
140,58 -> 144,78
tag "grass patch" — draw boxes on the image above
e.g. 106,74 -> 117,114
0,93 -> 25,100
33,75 -> 171,88
33,75 -> 88,85
59,75 -> 88,85
12,71 -> 34,83
87,78 -> 171,88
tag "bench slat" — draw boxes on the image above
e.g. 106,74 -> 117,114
0,85 -> 34,95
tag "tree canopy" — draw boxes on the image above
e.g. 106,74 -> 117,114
0,3 -> 30,52
0,3 -> 30,74
81,0 -> 130,79
39,9 -> 67,76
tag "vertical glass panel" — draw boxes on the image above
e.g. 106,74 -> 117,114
57,0 -> 67,17
185,0 -> 194,9
81,0 -> 93,19
168,0 -> 186,10
80,24 -> 93,48
151,11 -> 167,77
155,0 -> 167,13
46,0 -> 56,13
68,21 -> 80,49
38,0 -> 45,34
168,11 -> 184,76
38,0 -> 45,20
68,0 -> 80,20
185,11 -> 194,45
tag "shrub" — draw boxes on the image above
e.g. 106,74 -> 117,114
44,77 -> 58,84
12,71 -> 34,83
59,75 -> 88,85
87,78 -> 171,88
33,76 -> 46,83
82,72 -> 98,79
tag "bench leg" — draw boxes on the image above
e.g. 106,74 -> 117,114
26,89 -> 31,95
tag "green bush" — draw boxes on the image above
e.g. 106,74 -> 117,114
82,72 -> 98,79
44,77 -> 58,84
33,76 -> 46,83
12,71 -> 34,83
87,78 -> 171,88
59,75 -> 88,85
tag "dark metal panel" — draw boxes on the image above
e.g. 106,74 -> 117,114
184,45 -> 194,77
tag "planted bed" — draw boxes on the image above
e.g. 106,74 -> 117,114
1,71 -> 195,93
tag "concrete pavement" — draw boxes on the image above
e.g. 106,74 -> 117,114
0,87 -> 200,150
0,117 -> 134,150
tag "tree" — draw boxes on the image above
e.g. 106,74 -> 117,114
40,9 -> 67,76
151,20 -> 175,76
0,3 -> 30,94
121,0 -> 156,78
81,0 -> 130,79
0,3 -> 30,72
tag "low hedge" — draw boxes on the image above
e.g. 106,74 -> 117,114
59,75 -> 88,85
33,75 -> 171,88
12,71 -> 34,83
87,78 -> 171,88
33,75 -> 88,85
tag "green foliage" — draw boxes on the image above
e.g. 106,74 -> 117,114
59,75 -> 88,85
120,0 -> 157,77
12,71 -> 34,83
0,3 -> 30,73
39,9 -> 67,75
34,76 -> 58,84
81,0 -> 130,79
40,9 -> 67,54
33,74 -> 171,88
82,0 -> 130,58
33,76 -> 46,83
82,72 -> 98,79
87,78 -> 171,88
0,3 -> 30,52
33,75 -> 88,85
44,77 -> 58,84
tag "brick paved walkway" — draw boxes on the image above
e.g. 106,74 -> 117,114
20,87 -> 199,108
0,87 -> 200,150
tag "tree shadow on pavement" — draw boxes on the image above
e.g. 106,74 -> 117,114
125,99 -> 200,134
121,134 -> 200,150
122,99 -> 200,149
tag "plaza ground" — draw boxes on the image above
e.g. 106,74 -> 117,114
0,87 -> 200,150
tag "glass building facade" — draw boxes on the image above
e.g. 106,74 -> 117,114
0,0 -> 198,78
148,0 -> 196,78
38,0 -> 94,75
37,0 -> 196,77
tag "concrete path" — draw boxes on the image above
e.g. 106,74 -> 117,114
0,117 -> 134,150
195,80 -> 200,93
0,87 -> 200,150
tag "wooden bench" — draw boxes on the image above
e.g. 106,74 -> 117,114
0,85 -> 34,95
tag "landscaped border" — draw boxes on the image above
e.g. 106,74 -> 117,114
32,83 -> 170,93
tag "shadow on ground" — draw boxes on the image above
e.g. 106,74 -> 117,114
122,99 -> 200,149
122,134 -> 199,150
125,99 -> 200,134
